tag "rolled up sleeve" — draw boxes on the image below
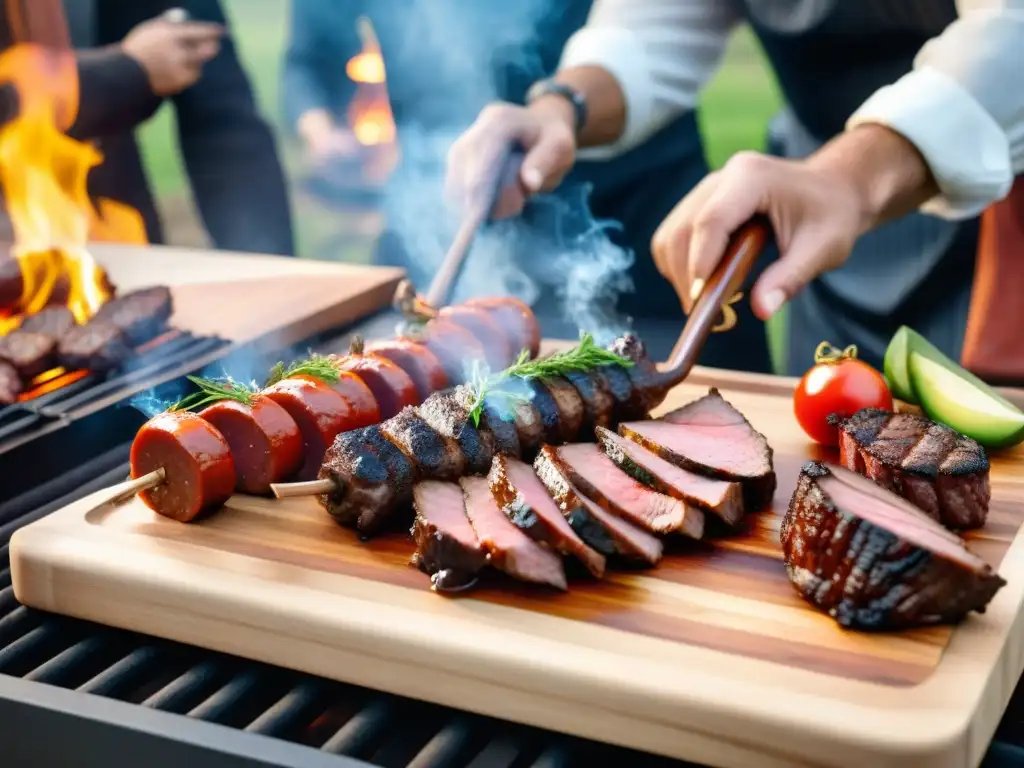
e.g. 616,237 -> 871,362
557,0 -> 740,159
847,0 -> 1024,219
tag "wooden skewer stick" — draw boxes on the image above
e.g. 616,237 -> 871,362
83,468 -> 167,515
270,478 -> 335,499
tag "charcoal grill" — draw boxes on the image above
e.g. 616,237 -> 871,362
2,311 -> 1024,768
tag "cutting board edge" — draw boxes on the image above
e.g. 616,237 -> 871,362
12,488 -> 1024,768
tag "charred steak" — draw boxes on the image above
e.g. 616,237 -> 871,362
620,388 -> 776,510
781,462 -> 1004,630
91,285 -> 173,346
0,329 -> 56,380
56,321 -> 131,372
411,480 -> 488,592
19,306 -> 77,339
834,408 -> 990,530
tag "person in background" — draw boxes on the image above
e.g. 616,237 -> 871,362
281,0 -> 773,372
64,0 -> 295,256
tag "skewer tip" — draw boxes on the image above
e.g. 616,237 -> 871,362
270,478 -> 336,499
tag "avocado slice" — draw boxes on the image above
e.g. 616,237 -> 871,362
884,326 -> 969,405
908,351 -> 1024,448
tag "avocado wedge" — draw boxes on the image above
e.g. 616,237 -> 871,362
884,326 -> 970,405
908,351 -> 1024,448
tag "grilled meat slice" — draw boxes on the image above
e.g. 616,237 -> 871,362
834,408 -> 990,530
478,397 -> 521,458
461,476 -> 567,590
534,446 -> 664,565
538,377 -> 584,443
381,405 -> 466,481
19,306 -> 77,338
488,454 -> 606,577
565,369 -> 615,439
57,321 -> 131,372
0,329 -> 56,380
481,377 -> 544,458
92,285 -> 173,345
0,360 -> 22,405
529,378 -> 565,445
319,425 -> 415,534
552,443 -> 704,538
622,388 -> 776,510
411,481 -> 488,592
782,462 -> 1005,630
596,426 -> 744,525
417,387 -> 495,475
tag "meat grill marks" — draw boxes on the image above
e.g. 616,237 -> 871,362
534,446 -> 664,565
621,387 -> 776,510
781,462 -> 1005,630
0,360 -> 22,405
488,454 -> 606,577
417,387 -> 495,475
565,369 -> 614,439
552,443 -> 704,539
461,476 -> 567,590
596,427 -> 744,526
411,480 -> 488,592
834,408 -> 990,530
382,406 -> 466,482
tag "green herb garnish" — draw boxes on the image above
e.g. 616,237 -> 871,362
465,333 -> 633,426
264,353 -> 341,388
169,375 -> 257,412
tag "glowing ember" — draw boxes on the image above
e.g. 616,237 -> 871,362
344,16 -> 398,176
17,366 -> 89,401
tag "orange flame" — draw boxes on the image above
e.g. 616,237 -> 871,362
0,43 -> 146,332
344,17 -> 398,165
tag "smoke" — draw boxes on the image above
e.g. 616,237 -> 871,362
377,0 -> 635,344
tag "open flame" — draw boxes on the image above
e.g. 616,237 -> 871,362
344,17 -> 398,182
0,43 -> 146,335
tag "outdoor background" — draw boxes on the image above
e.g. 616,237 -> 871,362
137,0 -> 786,364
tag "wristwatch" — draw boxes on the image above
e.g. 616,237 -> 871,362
525,79 -> 588,137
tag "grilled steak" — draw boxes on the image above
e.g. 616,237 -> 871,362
319,425 -> 415,534
478,397 -> 521,458
534,446 -> 664,565
782,462 -> 1005,630
461,476 -> 567,590
552,443 -> 704,538
411,480 -> 488,592
538,377 -> 584,443
19,306 -> 77,338
0,360 -> 22,405
381,406 -> 466,481
56,321 -> 131,372
488,454 -> 606,577
0,329 -> 56,380
596,426 -> 744,525
529,378 -> 566,445
621,388 -> 776,510
834,408 -> 990,530
565,369 -> 614,438
91,285 -> 173,345
417,387 -> 495,474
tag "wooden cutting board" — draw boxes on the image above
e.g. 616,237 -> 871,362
10,365 -> 1024,768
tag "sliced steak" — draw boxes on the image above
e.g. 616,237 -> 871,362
834,408 -> 990,530
91,285 -> 173,345
461,476 -> 567,590
565,369 -> 614,439
596,426 -> 744,525
0,360 -> 22,405
411,480 -> 487,592
417,387 -> 495,474
319,425 -> 415,535
534,446 -> 664,565
553,443 -> 704,538
0,329 -> 56,379
19,306 -> 77,338
487,454 -> 606,577
381,405 -> 466,481
782,462 -> 1005,630
621,388 -> 776,510
56,321 -> 131,372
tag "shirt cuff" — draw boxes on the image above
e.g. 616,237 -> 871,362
847,66 -> 1013,220
557,26 -> 660,160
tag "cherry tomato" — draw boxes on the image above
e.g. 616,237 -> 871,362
794,342 -> 893,446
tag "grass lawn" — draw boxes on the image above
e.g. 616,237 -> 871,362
136,6 -> 787,367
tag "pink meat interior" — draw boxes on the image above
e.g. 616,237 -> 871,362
412,481 -> 480,551
626,420 -> 765,477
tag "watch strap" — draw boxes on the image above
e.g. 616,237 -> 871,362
525,79 -> 587,136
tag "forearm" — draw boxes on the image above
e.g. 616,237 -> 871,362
537,66 -> 625,148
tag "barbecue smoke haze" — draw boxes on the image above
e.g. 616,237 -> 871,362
379,1 -> 634,345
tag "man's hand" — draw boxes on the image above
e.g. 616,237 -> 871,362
121,17 -> 223,97
651,124 -> 938,320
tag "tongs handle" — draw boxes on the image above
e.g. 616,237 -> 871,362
665,217 -> 772,377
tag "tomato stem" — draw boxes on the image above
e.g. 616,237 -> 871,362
814,341 -> 858,365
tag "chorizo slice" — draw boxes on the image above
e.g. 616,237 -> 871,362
364,339 -> 448,401
262,377 -> 359,481
130,411 -> 236,522
332,338 -> 418,419
320,369 -> 381,427
410,319 -> 488,385
199,395 -> 303,495
464,296 -> 540,359
437,305 -> 513,371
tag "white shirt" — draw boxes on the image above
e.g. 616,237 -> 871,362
558,0 -> 1024,219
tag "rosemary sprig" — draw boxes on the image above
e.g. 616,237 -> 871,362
264,353 -> 341,388
169,375 -> 256,412
465,333 -> 633,426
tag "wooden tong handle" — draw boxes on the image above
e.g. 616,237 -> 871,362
664,217 -> 771,379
